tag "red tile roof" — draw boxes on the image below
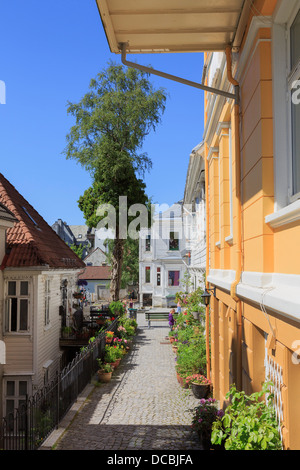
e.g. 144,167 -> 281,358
78,265 -> 111,280
0,173 -> 85,269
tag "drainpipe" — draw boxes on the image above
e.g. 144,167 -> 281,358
204,142 -> 211,381
225,46 -> 243,390
120,43 -> 236,101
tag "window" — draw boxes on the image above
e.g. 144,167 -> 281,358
157,267 -> 161,286
145,234 -> 151,251
145,266 -> 151,283
290,8 -> 300,197
45,278 -> 50,326
5,280 -> 29,333
169,232 -> 179,250
168,270 -> 180,286
5,378 -> 29,431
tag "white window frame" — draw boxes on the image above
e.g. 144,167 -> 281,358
4,377 -> 31,423
5,280 -> 30,334
267,0 -> 300,227
288,7 -> 300,201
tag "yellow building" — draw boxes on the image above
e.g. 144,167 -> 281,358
97,0 -> 300,449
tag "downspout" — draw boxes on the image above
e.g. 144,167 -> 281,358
120,43 -> 236,101
205,142 -> 211,381
225,46 -> 243,390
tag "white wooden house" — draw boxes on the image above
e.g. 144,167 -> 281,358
0,174 -> 85,421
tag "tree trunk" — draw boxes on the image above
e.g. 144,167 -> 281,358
110,237 -> 124,301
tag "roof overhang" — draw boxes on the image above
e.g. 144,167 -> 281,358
95,0 -> 248,54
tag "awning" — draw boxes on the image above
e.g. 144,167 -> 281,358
96,0 -> 247,54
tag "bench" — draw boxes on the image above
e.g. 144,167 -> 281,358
145,311 -> 178,328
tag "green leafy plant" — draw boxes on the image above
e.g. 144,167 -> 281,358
176,334 -> 207,379
104,344 -> 119,363
109,301 -> 125,316
190,398 -> 224,438
97,359 -> 113,373
211,382 -> 282,450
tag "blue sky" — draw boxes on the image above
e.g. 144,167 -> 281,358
0,0 -> 204,226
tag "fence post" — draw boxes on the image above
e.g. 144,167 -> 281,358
25,394 -> 29,451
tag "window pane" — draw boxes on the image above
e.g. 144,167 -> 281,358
10,298 -> 18,331
6,400 -> 15,416
169,232 -> 179,250
292,91 -> 300,195
8,281 -> 16,296
291,9 -> 300,69
145,235 -> 151,251
6,381 -> 15,396
168,271 -> 180,286
145,267 -> 150,283
20,281 -> 28,296
20,300 -> 28,330
19,381 -> 28,396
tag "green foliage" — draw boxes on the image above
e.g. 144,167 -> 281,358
63,63 -> 166,300
190,398 -> 224,437
109,301 -> 125,316
64,62 -> 167,177
104,344 -> 119,363
176,332 -> 207,378
69,243 -> 84,259
97,359 -> 113,373
211,382 -> 282,450
106,237 -> 139,288
176,286 -> 205,315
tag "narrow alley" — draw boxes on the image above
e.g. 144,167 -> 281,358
43,313 -> 202,451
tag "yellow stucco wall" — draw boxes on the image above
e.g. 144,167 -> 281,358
206,0 -> 300,450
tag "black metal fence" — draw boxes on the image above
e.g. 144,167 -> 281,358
0,318 -> 118,450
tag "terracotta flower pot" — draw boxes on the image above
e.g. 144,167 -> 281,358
98,370 -> 112,383
106,337 -> 113,344
109,359 -> 121,369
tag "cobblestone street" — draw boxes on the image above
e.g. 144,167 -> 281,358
46,313 -> 202,451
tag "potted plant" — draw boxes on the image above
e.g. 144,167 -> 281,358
185,374 -> 212,398
62,326 -> 73,339
211,382 -> 282,450
109,300 -> 125,317
190,398 -> 224,450
105,331 -> 114,343
97,359 -> 113,383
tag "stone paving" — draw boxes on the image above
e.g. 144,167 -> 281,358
51,313 -> 202,451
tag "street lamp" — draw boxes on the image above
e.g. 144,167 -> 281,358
201,286 -> 216,306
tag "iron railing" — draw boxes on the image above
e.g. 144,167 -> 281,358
0,318 -> 118,450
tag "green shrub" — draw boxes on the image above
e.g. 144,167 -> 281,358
211,382 -> 282,450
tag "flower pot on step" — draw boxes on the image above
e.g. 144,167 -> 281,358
97,370 -> 112,383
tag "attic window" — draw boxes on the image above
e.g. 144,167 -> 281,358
22,206 -> 38,226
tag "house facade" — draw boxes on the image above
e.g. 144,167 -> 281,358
183,142 -> 206,291
77,265 -> 111,301
0,174 -> 85,422
139,202 -> 189,307
97,0 -> 300,449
